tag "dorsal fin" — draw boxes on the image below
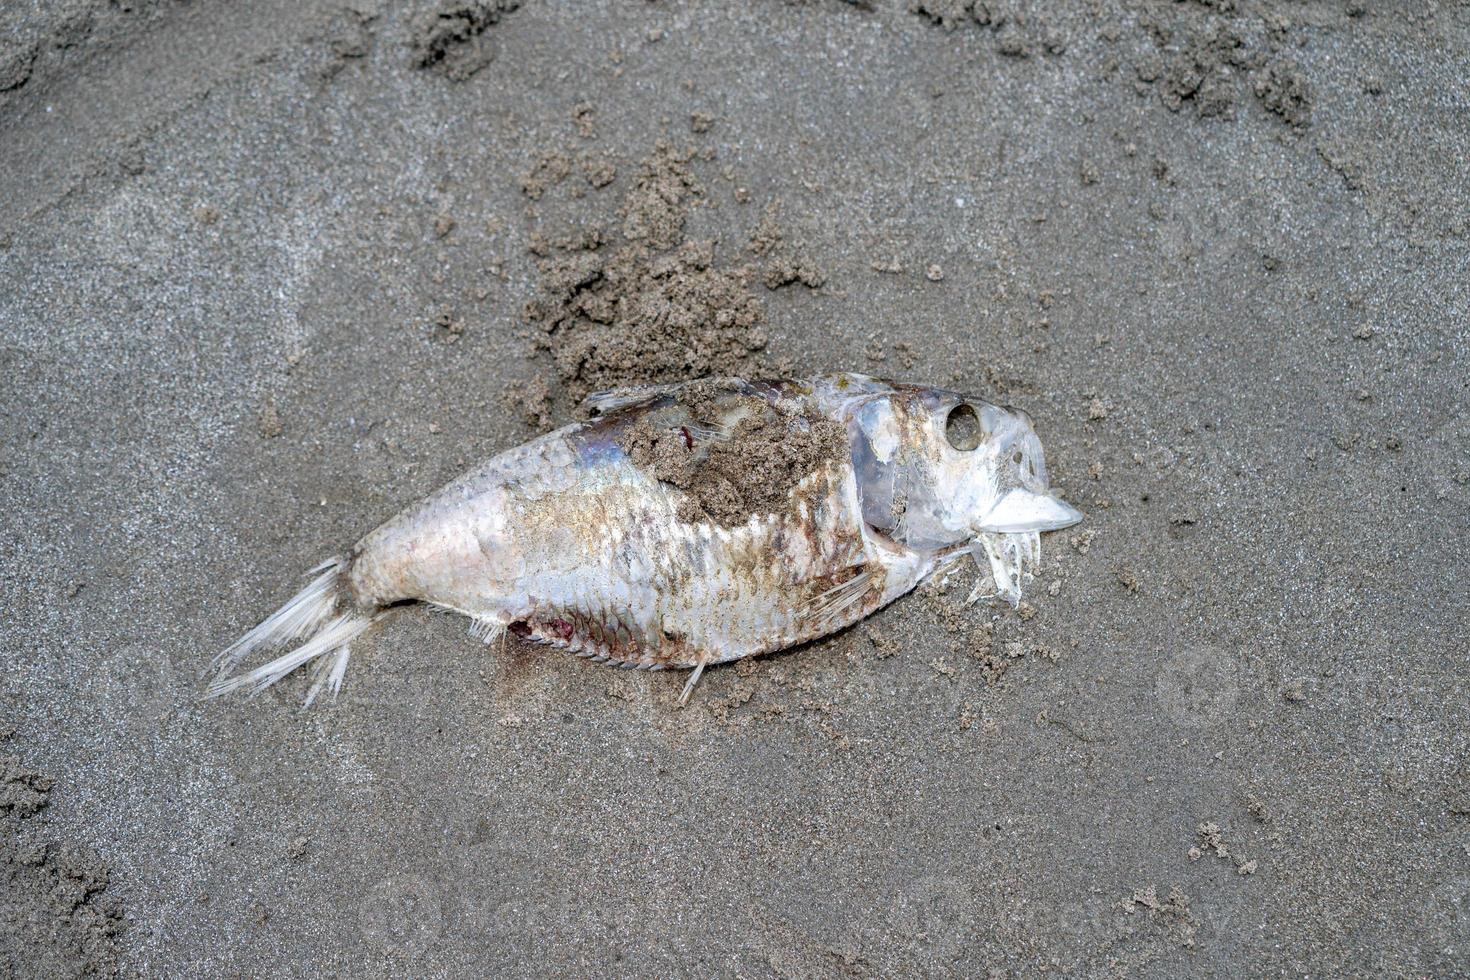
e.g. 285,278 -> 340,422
580,383 -> 684,417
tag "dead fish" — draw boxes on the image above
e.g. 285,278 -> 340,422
208,374 -> 1081,706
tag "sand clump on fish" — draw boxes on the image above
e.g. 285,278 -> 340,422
618,378 -> 847,527
208,374 -> 1082,707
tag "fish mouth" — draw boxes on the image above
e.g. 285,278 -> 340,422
965,490 -> 1082,606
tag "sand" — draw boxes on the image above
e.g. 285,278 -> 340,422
1,0 -> 1467,976
617,380 -> 848,527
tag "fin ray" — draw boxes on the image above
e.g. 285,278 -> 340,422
207,557 -> 382,705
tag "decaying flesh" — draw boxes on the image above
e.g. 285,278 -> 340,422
208,374 -> 1082,706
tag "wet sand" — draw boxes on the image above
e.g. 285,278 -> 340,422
2,1 -> 1467,976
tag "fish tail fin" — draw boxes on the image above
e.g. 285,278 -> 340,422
205,557 -> 383,706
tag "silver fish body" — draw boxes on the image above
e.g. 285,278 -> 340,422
209,374 -> 1081,704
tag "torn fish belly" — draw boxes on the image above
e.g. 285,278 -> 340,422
208,374 -> 1082,707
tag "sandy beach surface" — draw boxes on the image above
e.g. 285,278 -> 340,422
2,1 -> 1466,976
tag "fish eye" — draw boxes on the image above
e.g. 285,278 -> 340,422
944,404 -> 982,451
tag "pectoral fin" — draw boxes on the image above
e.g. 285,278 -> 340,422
805,569 -> 877,625
979,489 -> 1083,534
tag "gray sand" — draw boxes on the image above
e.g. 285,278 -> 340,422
2,1 -> 1467,976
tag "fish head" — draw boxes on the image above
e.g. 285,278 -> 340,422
850,386 -> 1081,584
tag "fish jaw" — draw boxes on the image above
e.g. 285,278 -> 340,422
976,487 -> 1083,534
